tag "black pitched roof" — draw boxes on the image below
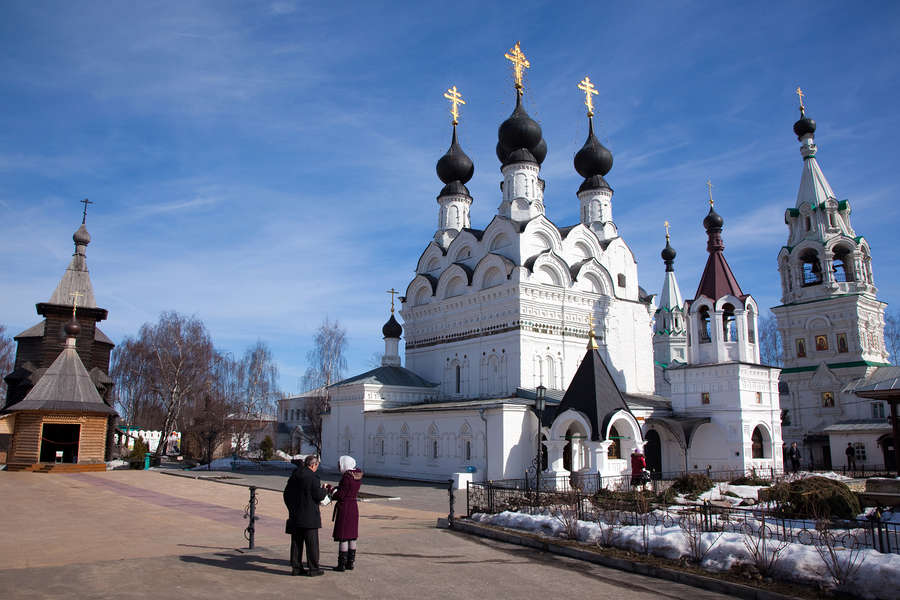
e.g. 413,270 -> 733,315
556,348 -> 633,441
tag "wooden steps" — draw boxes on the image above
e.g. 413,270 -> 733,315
5,462 -> 107,473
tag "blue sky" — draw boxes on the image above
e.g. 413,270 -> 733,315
2,1 -> 898,393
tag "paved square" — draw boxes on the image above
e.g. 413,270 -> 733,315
0,470 -> 733,599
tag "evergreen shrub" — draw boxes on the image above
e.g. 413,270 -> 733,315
672,473 -> 714,495
766,476 -> 860,519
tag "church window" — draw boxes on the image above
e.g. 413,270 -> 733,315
800,249 -> 823,285
347,438 -> 352,452
804,216 -> 811,231
701,392 -> 710,405
455,365 -> 461,394
862,249 -> 873,284
699,306 -> 711,343
832,246 -> 854,282
617,273 -> 626,287
828,211 -> 836,228
815,335 -> 828,351
837,333 -> 848,353
284,409 -> 288,420
404,439 -> 410,458
465,440 -> 471,461
607,426 -> 621,459
854,442 -> 867,461
751,427 -> 765,459
795,338 -> 807,358
433,440 -> 439,459
722,303 -> 737,341
747,307 -> 756,343
756,391 -> 762,404
872,402 -> 886,419
455,246 -> 471,261
379,439 -> 384,457
821,391 -> 835,407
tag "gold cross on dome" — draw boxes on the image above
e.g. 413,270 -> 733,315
578,76 -> 598,117
69,291 -> 84,317
796,86 -> 805,113
386,287 -> 399,313
587,313 -> 599,349
706,179 -> 714,208
664,220 -> 671,241
443,85 -> 466,126
504,41 -> 530,95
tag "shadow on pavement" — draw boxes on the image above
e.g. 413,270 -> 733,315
179,551 -> 291,576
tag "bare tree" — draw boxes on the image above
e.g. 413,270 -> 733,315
758,312 -> 783,367
111,312 -> 215,457
885,310 -> 899,364
230,341 -> 280,454
301,318 -> 347,456
0,325 -> 14,402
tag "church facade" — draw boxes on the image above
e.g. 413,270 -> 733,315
320,44 -> 785,484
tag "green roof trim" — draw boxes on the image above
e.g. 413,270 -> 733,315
781,360 -> 891,374
787,208 -> 800,217
837,200 -> 848,211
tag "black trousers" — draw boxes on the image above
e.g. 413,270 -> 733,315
291,529 -> 320,570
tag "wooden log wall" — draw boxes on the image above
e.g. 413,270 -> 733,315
9,412 -> 109,464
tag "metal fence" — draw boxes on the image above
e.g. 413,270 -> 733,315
466,478 -> 899,555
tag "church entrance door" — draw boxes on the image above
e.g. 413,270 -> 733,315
644,429 -> 662,475
40,423 -> 80,463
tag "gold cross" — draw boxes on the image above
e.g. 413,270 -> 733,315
386,287 -> 399,313
443,85 -> 466,126
504,41 -> 530,95
796,86 -> 805,113
80,198 -> 93,224
578,76 -> 598,117
69,291 -> 84,317
664,220 -> 670,241
706,179 -> 714,208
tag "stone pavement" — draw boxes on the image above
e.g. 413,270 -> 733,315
0,470 -> 734,599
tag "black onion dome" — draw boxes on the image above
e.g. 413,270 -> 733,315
793,116 -> 816,139
497,94 -> 546,166
382,314 -> 402,338
64,318 -> 81,337
703,206 -> 724,230
661,240 -> 677,262
73,224 -> 91,245
574,118 -> 613,179
436,126 -> 474,185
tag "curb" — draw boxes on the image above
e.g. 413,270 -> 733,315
450,519 -> 804,600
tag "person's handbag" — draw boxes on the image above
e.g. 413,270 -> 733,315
320,488 -> 333,506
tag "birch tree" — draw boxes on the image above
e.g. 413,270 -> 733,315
301,317 -> 347,455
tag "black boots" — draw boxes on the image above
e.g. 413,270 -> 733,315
346,549 -> 356,570
334,551 -> 347,572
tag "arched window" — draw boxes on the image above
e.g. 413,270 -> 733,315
832,246 -> 854,282
455,364 -> 461,394
747,306 -> 756,344
800,249 -> 823,285
465,440 -> 471,461
751,426 -> 765,459
722,303 -> 737,342
699,306 -> 711,343
804,216 -> 811,231
607,426 -> 621,459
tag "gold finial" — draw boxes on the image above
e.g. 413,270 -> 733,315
386,287 -> 399,313
796,86 -> 805,115
504,41 -> 530,96
443,85 -> 466,126
587,313 -> 599,350
69,291 -> 84,318
664,220 -> 670,242
706,179 -> 714,208
578,76 -> 598,117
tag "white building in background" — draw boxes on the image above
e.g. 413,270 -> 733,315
320,47 -> 786,483
277,389 -> 325,455
773,105 -> 892,470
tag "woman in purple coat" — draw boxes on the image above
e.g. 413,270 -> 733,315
331,455 -> 363,572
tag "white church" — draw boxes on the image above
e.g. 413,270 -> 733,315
317,45 -> 873,485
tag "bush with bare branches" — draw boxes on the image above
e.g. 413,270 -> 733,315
741,512 -> 790,576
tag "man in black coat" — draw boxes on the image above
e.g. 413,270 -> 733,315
283,455 -> 329,576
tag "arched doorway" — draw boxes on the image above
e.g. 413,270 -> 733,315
879,434 -> 896,470
644,429 -> 662,475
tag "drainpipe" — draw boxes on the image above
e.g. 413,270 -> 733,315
479,408 -> 488,480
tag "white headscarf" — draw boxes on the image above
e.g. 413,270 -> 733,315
338,455 -> 357,474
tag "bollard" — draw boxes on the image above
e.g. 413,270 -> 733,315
244,486 -> 258,549
144,452 -> 150,470
447,479 -> 455,528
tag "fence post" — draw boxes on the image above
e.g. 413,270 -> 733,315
447,479 -> 455,528
244,486 -> 258,549
488,480 -> 495,514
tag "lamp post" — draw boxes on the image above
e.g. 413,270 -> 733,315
534,385 -> 546,492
